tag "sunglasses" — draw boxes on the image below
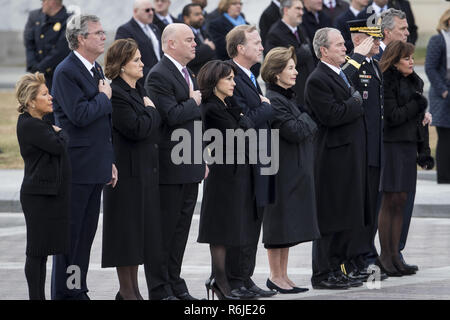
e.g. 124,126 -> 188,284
144,8 -> 153,13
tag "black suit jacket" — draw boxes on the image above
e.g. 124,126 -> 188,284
305,62 -> 366,233
259,1 -> 281,46
209,14 -> 249,61
153,13 -> 182,32
115,19 -> 162,85
230,60 -> 276,208
301,8 -> 332,44
145,56 -> 205,184
322,0 -> 350,25
264,20 -> 316,105
187,28 -> 216,75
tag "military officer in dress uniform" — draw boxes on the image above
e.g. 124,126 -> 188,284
340,19 -> 387,281
24,0 -> 71,91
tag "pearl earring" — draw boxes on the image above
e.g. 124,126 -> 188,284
121,68 -> 125,73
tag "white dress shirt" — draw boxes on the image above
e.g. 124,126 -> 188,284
74,50 -> 95,77
321,60 -> 342,75
164,53 -> 193,87
134,18 -> 161,61
155,13 -> 173,24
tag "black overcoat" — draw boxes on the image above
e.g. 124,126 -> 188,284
263,85 -> 321,245
17,112 -> 71,256
102,77 -> 161,267
197,96 -> 259,246
305,62 -> 366,234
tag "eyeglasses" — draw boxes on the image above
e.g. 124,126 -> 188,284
85,31 -> 106,37
144,8 -> 152,13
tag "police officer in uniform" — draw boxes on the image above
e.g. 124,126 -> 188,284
340,19 -> 387,281
24,0 -> 71,91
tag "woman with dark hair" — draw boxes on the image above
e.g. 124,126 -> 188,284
102,38 -> 161,300
261,46 -> 320,294
425,9 -> 450,184
197,60 -> 257,300
377,40 -> 434,276
16,72 -> 71,300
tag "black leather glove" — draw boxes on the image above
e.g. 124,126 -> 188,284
351,88 -> 363,105
417,154 -> 435,170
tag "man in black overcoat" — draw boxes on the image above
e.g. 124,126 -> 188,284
225,25 -> 277,298
24,0 -> 71,91
145,23 -> 205,300
182,3 -> 216,75
259,0 -> 282,46
264,0 -> 316,106
115,0 -> 162,87
340,19 -> 387,280
305,27 -> 366,290
301,0 -> 332,44
152,0 -> 182,32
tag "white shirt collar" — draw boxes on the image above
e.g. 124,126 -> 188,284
380,41 -> 386,51
233,60 -> 253,79
281,19 -> 298,34
371,2 -> 388,14
323,0 -> 336,9
74,50 -> 95,76
134,18 -> 149,30
156,13 -> 173,24
272,0 -> 281,7
349,6 -> 361,17
321,60 -> 341,75
164,53 -> 192,84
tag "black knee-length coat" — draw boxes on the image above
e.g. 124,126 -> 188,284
197,95 -> 259,246
263,84 -> 321,245
102,77 -> 161,267
305,62 -> 367,234
17,112 -> 71,256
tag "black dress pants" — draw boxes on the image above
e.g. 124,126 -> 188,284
226,207 -> 263,289
149,183 -> 199,300
311,230 -> 348,284
51,184 -> 103,300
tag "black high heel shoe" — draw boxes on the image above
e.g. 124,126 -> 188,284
266,279 -> 308,294
205,278 -> 212,300
210,279 -> 240,300
115,292 -> 124,300
392,256 -> 416,275
375,258 -> 402,277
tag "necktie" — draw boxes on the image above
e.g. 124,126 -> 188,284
293,29 -> 300,43
370,59 -> 380,79
182,67 -> 190,87
162,18 -> 169,25
250,72 -> 257,88
329,0 -> 334,11
91,66 -> 103,83
339,70 -> 351,88
197,29 -> 205,43
144,25 -> 161,60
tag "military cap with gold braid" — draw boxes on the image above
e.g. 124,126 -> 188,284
347,19 -> 383,38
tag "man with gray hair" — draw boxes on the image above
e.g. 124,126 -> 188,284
115,0 -> 162,87
50,14 -> 117,300
305,27 -> 366,290
372,8 -> 409,59
144,23 -> 205,300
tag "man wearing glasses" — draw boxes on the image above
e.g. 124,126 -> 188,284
116,0 -> 162,86
153,0 -> 182,32
51,14 -> 117,300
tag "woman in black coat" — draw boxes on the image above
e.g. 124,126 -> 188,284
261,47 -> 320,294
197,60 -> 257,300
102,39 -> 161,300
16,72 -> 71,300
377,41 -> 434,276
